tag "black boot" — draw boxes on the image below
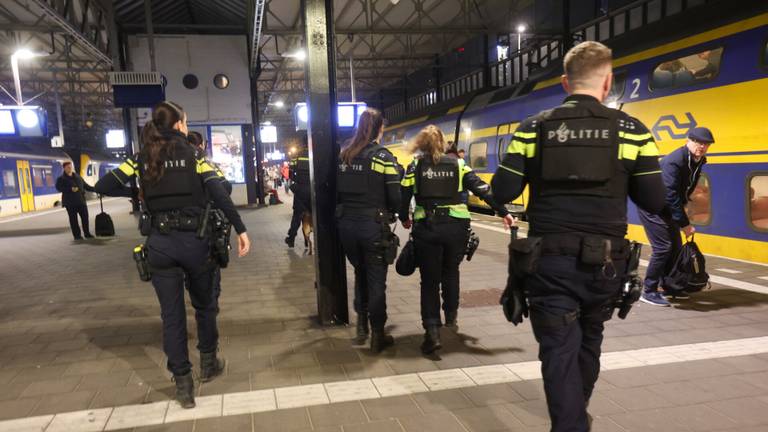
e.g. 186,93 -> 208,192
421,326 -> 442,354
370,328 -> 394,354
444,311 -> 458,330
354,313 -> 369,345
199,351 -> 225,383
172,372 -> 195,409
285,236 -> 295,247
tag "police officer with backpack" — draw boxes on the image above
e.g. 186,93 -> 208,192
337,108 -> 402,353
400,125 -> 513,355
492,42 -> 666,431
96,101 -> 250,409
285,136 -> 311,247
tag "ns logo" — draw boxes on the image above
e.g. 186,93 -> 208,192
651,112 -> 698,141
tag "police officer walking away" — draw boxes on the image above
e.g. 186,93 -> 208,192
96,101 -> 250,409
492,42 -> 666,431
401,125 -> 513,354
337,108 -> 401,353
285,136 -> 311,247
638,127 -> 714,306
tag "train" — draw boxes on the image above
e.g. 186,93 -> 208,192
383,13 -> 768,264
0,139 -> 120,217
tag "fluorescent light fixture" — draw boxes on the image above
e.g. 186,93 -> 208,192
516,24 -> 526,33
0,110 -> 15,134
106,129 -> 126,148
260,125 -> 278,143
16,109 -> 39,128
274,100 -> 285,108
262,120 -> 272,126
297,104 -> 308,123
282,50 -> 306,61
13,49 -> 47,60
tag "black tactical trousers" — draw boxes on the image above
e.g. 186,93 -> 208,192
526,255 -> 625,432
65,204 -> 90,238
287,188 -> 311,239
413,218 -> 469,328
146,230 -> 218,376
338,214 -> 389,329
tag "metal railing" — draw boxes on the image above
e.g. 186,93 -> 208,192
383,0 -> 712,123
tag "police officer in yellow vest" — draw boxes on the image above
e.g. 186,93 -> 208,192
337,108 -> 402,353
285,136 -> 311,247
492,42 -> 666,431
401,125 -> 513,354
96,101 -> 250,409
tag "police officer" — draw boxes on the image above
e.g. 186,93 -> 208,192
285,136 -> 311,247
492,42 -> 666,431
337,108 -> 401,353
401,125 -> 513,354
96,101 -> 250,409
188,130 -> 231,309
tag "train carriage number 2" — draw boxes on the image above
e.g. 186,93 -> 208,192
630,79 -> 641,99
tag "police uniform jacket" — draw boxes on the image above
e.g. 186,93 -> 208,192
56,172 -> 95,208
337,142 -> 402,215
400,154 -> 508,222
492,94 -> 666,238
95,129 -> 246,234
660,145 -> 706,227
289,148 -> 310,190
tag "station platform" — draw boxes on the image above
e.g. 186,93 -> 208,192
1,195 -> 768,432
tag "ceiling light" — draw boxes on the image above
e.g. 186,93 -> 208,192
516,24 -> 527,34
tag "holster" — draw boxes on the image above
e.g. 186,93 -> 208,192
139,212 -> 152,236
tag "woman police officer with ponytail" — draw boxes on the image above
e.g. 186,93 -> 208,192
400,125 -> 513,354
336,108 -> 402,354
96,101 -> 250,409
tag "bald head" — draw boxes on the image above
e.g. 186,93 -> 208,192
561,41 -> 614,101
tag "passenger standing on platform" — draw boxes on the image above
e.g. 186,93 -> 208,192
400,125 -> 513,354
281,161 -> 291,194
639,127 -> 714,307
492,41 -> 666,431
337,108 -> 401,353
96,101 -> 250,409
285,136 -> 311,247
56,161 -> 95,240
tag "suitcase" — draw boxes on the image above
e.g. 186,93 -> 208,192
95,196 -> 115,237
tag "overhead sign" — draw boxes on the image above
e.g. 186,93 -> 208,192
106,129 -> 126,148
0,106 -> 47,137
260,125 -> 277,143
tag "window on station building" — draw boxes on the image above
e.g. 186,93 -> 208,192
2,170 -> 18,197
469,141 -> 488,170
651,47 -> 723,90
686,173 -> 711,225
748,174 -> 768,231
210,125 -> 244,183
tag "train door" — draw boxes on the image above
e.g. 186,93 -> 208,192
16,160 -> 35,212
495,124 -> 510,165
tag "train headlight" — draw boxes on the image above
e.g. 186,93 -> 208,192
16,109 -> 39,128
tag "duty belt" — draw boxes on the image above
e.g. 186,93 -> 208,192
151,212 -> 201,232
539,234 -> 629,260
338,205 -> 391,221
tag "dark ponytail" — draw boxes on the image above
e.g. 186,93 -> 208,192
140,101 -> 185,184
340,108 -> 385,164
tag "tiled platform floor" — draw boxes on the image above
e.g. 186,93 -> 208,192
1,195 -> 767,431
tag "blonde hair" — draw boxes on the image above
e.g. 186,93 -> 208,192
563,41 -> 612,89
408,125 -> 446,164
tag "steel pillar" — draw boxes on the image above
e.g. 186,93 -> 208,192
302,0 -> 348,326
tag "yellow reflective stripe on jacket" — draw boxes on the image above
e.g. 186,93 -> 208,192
196,159 -> 216,174
514,131 -> 536,140
498,164 -> 524,176
401,172 -> 415,187
618,141 -> 659,160
506,140 -> 536,158
117,160 -> 136,177
413,203 -> 471,220
457,159 -> 467,192
371,158 -> 399,175
618,131 -> 653,141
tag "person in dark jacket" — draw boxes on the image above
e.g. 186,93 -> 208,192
56,161 -> 95,240
639,127 -> 714,306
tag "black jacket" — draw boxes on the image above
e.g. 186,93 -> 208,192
56,172 -> 95,208
661,146 -> 706,227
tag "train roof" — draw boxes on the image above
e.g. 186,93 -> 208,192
0,140 -> 71,161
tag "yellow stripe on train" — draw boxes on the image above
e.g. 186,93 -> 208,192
626,224 -> 768,264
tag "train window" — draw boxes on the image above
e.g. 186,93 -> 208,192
87,164 -> 94,177
469,141 -> 488,170
686,173 -> 711,225
45,168 -> 54,187
32,168 -> 44,188
748,174 -> 768,231
651,47 -> 723,90
608,71 -> 626,102
2,170 -> 18,197
497,137 -> 506,162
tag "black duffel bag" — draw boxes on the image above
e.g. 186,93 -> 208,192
395,235 -> 417,276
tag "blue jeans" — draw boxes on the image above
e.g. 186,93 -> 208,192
638,209 -> 682,293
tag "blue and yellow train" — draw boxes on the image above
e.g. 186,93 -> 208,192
0,140 -> 119,217
383,13 -> 768,264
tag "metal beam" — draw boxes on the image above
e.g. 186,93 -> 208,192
249,0 -> 267,74
264,25 -> 489,35
28,0 -> 112,65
